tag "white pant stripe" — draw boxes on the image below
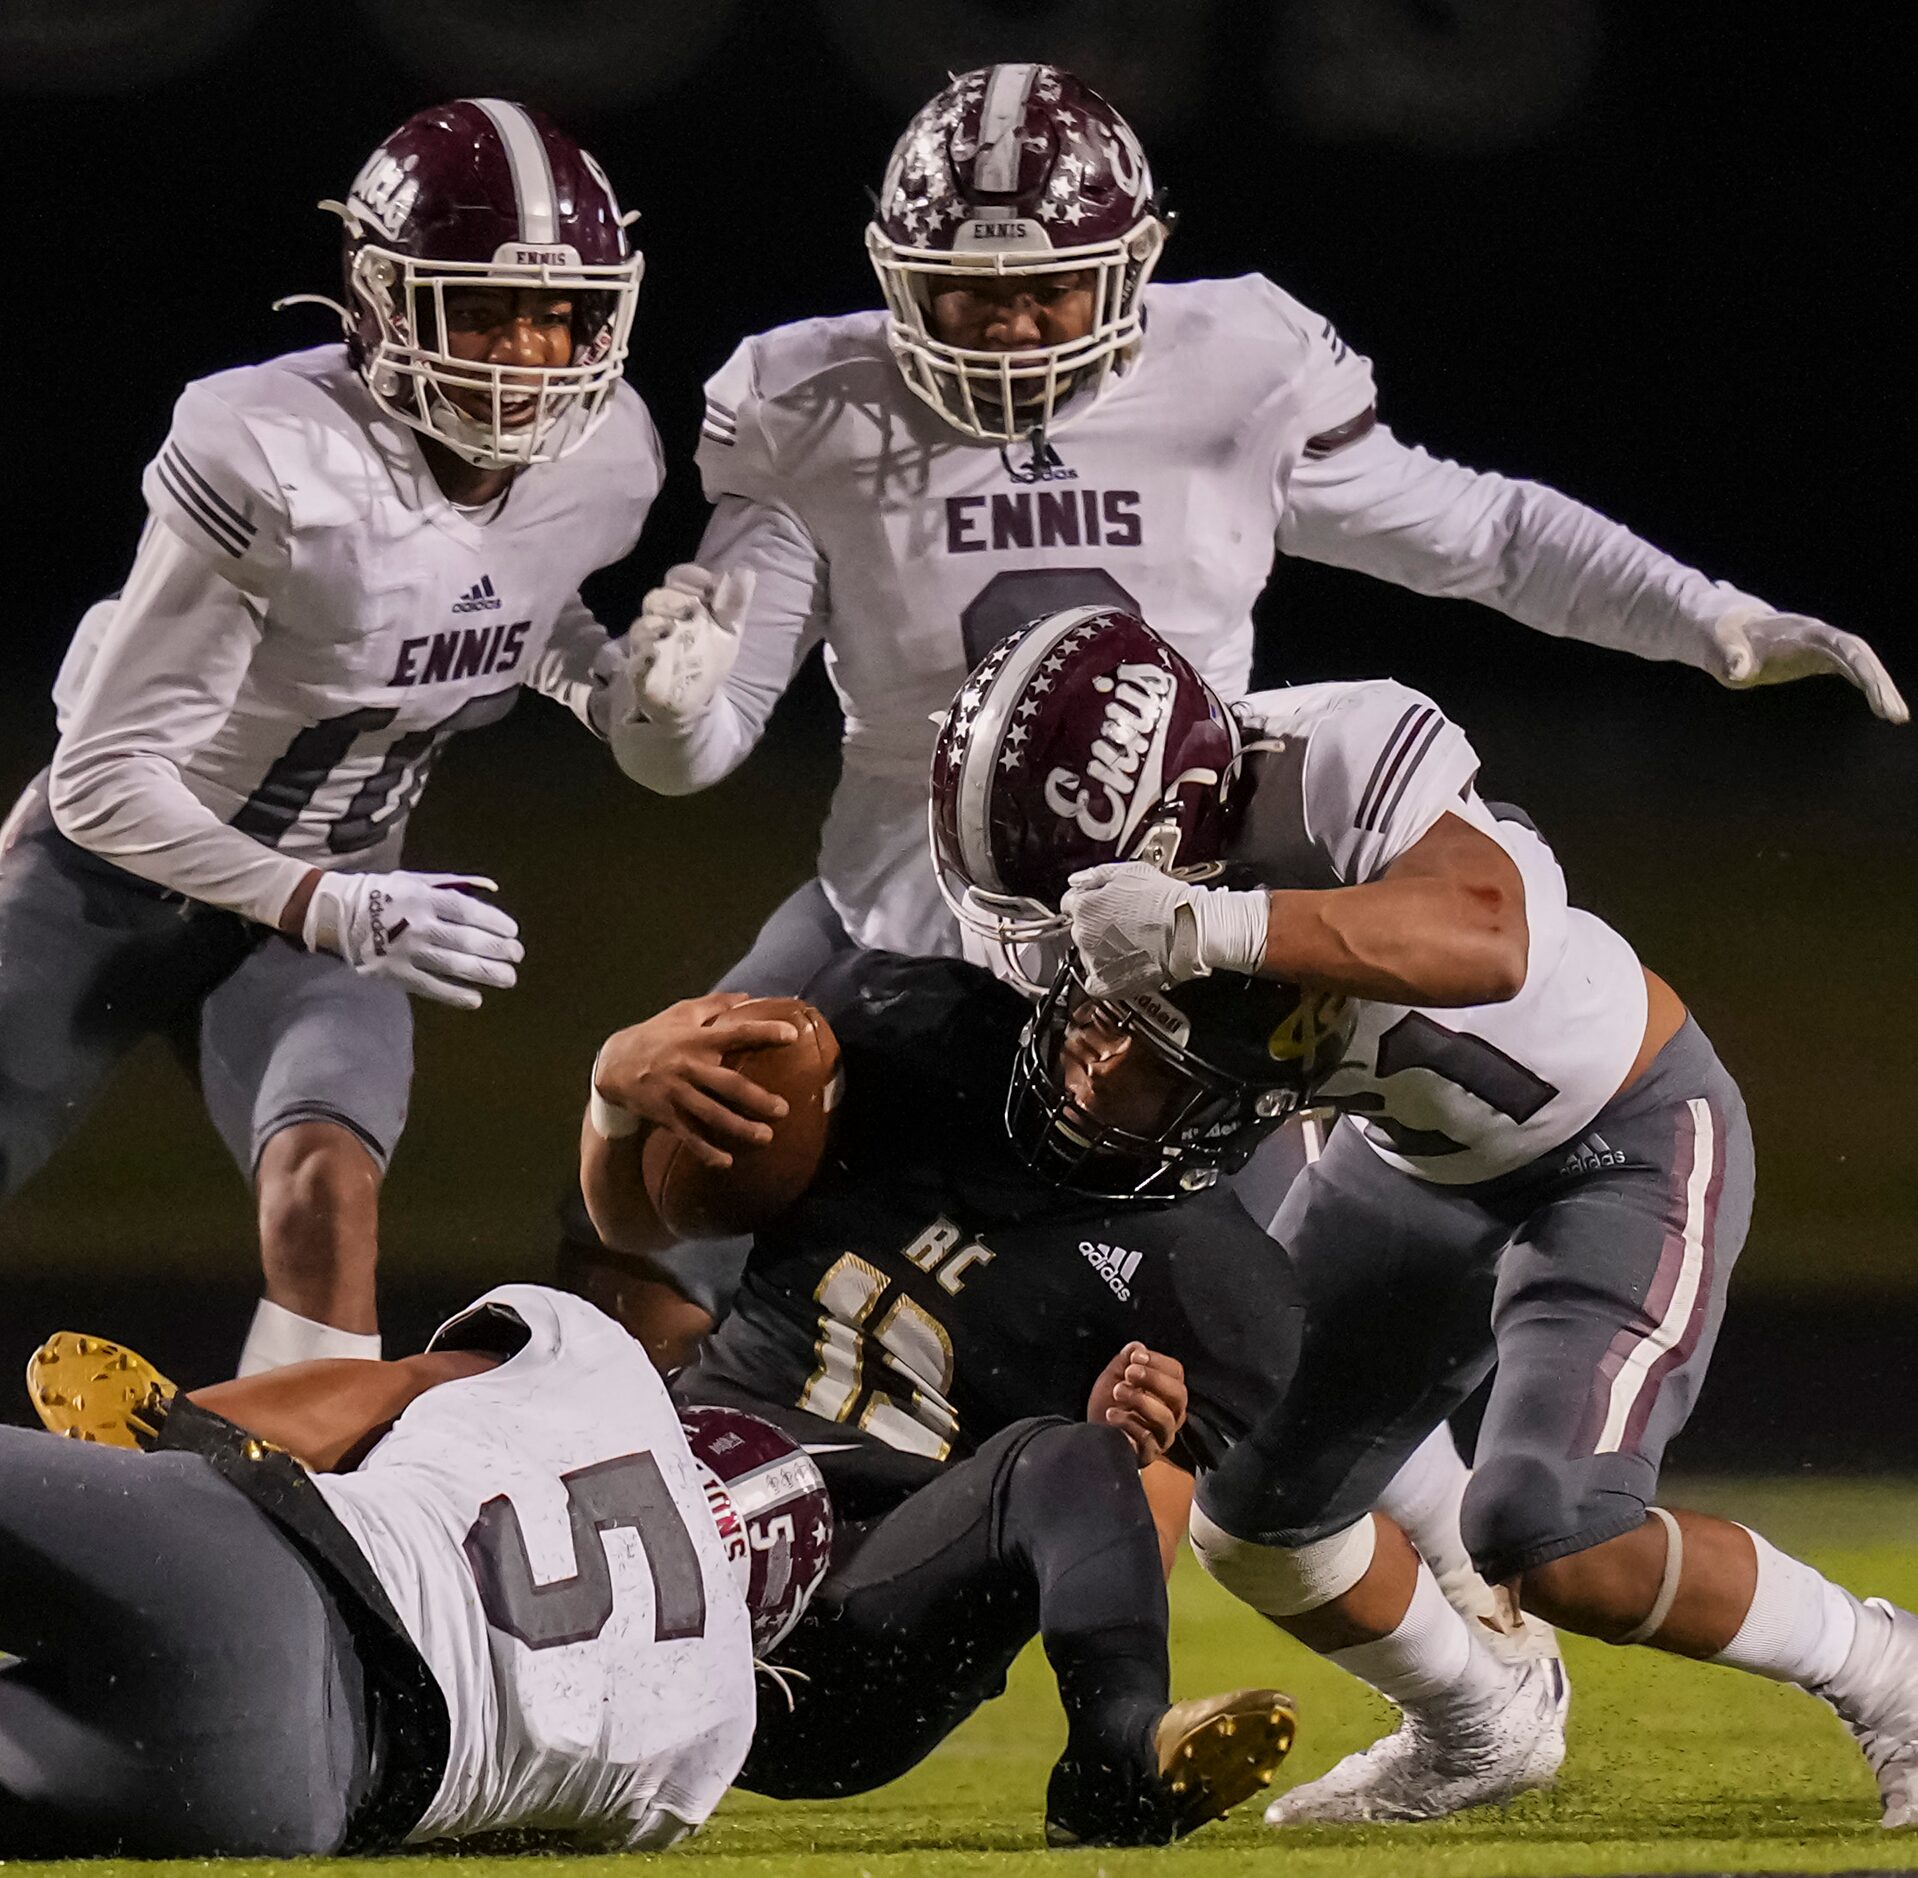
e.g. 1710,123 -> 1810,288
1593,1097 -> 1715,1455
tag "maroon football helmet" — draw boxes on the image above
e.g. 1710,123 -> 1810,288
310,98 -> 642,468
867,64 -> 1169,442
930,607 -> 1244,990
679,1404 -> 833,1658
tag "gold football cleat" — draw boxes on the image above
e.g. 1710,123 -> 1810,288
26,1333 -> 177,1449
1156,1687 -> 1299,1835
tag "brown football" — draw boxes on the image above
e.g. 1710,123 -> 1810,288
640,997 -> 842,1239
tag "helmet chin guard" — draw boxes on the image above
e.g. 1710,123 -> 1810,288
318,98 -> 643,470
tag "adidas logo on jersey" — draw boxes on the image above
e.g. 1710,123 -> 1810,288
452,575 -> 503,613
1559,1132 -> 1629,1177
1080,1239 -> 1142,1302
1000,438 -> 1077,484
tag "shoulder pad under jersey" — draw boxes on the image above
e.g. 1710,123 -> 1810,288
1242,679 -> 1481,884
696,312 -> 893,505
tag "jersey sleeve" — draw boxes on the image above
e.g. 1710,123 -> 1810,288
1302,683 -> 1483,883
1244,276 -> 1379,448
1279,420 -> 1766,670
694,337 -> 780,507
528,591 -> 619,734
46,520 -> 312,927
140,380 -> 292,599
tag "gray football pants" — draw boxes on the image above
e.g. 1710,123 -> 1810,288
0,1428 -> 371,1855
1198,1018 -> 1755,1582
0,776 -> 412,1199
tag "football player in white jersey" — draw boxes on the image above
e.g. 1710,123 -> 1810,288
0,100 -> 659,1376
608,60 -> 1904,978
2,1285 -> 819,1855
934,608 -> 1918,1831
583,57 -> 1902,1368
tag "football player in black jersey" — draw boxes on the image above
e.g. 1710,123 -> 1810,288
573,947 -> 1317,1846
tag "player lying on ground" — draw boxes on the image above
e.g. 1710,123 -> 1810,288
0,1284 -> 824,1855
933,606 -> 1918,1829
0,99 -> 655,1377
575,952 -> 1537,1844
584,57 -> 1902,1365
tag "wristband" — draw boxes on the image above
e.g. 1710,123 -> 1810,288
587,1047 -> 643,1140
1186,885 -> 1271,977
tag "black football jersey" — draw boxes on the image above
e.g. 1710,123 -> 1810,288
688,952 -> 1302,1472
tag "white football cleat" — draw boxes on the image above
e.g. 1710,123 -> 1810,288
1823,1597 -> 1918,1828
1265,1653 -> 1568,1826
1436,1560 -> 1566,1671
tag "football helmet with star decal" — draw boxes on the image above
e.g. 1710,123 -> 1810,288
867,63 -> 1169,443
930,606 -> 1242,990
678,1403 -> 833,1657
302,98 -> 643,469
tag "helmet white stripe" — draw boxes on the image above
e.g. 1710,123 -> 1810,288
974,63 -> 1039,194
955,606 -> 1108,893
471,97 -> 558,245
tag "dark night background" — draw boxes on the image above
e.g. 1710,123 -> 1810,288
0,3 -> 1911,1460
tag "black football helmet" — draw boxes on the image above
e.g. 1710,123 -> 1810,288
1008,948 -> 1352,1201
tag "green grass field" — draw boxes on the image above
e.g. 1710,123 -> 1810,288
10,1478 -> 1914,1878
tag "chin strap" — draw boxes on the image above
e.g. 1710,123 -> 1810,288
753,1658 -> 812,1712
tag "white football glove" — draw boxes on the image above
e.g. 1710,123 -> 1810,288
1062,863 -> 1269,1000
302,871 -> 522,1011
618,563 -> 757,732
1708,609 -> 1907,723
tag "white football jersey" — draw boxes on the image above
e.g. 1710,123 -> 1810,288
1231,680 -> 1647,1184
687,275 -> 1373,954
49,344 -> 659,923
315,1285 -> 756,1849
609,271 -> 1762,961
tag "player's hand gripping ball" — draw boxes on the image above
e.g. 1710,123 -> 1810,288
623,996 -> 842,1239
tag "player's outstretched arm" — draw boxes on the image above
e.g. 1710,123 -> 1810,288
1064,812 -> 1528,1006
1283,425 -> 1907,722
186,1349 -> 501,1471
580,993 -> 800,1256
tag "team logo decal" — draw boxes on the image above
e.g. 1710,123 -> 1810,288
1043,662 -> 1176,844
1267,992 -> 1350,1063
348,146 -> 419,240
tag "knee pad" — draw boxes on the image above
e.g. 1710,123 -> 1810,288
1459,1451 -> 1591,1579
1188,1505 -> 1376,1618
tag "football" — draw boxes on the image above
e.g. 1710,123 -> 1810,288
640,997 -> 842,1239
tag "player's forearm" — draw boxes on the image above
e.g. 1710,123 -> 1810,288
529,593 -> 619,734
580,1114 -> 678,1258
187,1350 -> 499,1471
608,696 -> 762,795
1283,426 -> 1762,670
47,523 -> 309,927
48,744 -> 312,927
1262,873 -> 1527,1006
606,493 -> 825,794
